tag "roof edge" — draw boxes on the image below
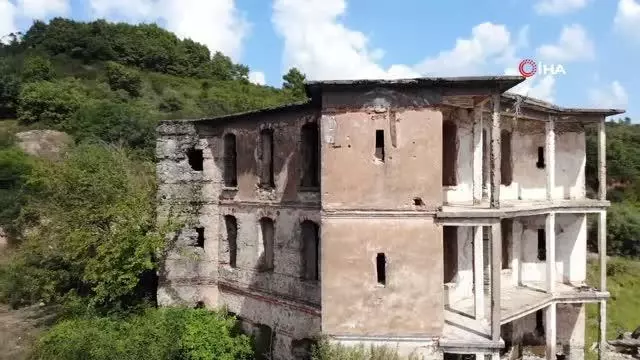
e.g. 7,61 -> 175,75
502,92 -> 625,116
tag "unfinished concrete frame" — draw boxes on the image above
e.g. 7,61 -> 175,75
438,96 -> 613,360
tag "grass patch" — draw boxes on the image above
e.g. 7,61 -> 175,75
585,256 -> 640,359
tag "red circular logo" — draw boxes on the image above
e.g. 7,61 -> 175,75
518,59 -> 537,78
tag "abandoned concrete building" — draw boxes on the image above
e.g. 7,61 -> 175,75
155,76 -> 624,360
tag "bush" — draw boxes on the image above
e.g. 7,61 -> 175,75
606,203 -> 640,257
62,100 -> 156,156
17,80 -> 85,125
311,339 -> 422,360
0,147 -> 33,240
0,143 -> 165,309
32,307 -> 253,360
22,56 -> 56,83
105,61 -> 142,97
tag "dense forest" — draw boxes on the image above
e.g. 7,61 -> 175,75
0,17 -> 638,360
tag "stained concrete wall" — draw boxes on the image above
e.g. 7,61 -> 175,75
320,90 -> 444,211
156,106 -> 324,359
444,115 -> 586,204
512,214 -> 587,285
502,304 -> 585,360
321,217 -> 444,336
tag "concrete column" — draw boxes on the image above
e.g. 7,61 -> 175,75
473,107 -> 484,204
491,352 -> 499,360
599,210 -> 607,291
546,116 -> 556,200
598,119 -> 607,200
546,212 -> 556,293
490,222 -> 502,341
599,300 -> 607,360
473,226 -> 484,320
490,94 -> 501,208
545,303 -> 557,360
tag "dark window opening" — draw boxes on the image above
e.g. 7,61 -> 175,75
537,146 -> 546,169
443,121 -> 458,186
443,226 -> 458,283
195,227 -> 205,248
259,217 -> 275,271
225,215 -> 238,268
414,197 -> 424,206
259,129 -> 275,187
223,133 -> 237,187
537,229 -> 546,261
300,123 -> 320,188
501,130 -> 513,185
187,147 -> 203,171
375,129 -> 385,161
535,309 -> 545,336
254,324 -> 274,360
301,221 -> 320,281
501,219 -> 513,269
376,253 -> 386,285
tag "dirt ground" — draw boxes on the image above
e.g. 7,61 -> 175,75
0,304 -> 55,360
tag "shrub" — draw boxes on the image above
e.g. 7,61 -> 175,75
17,80 -> 85,125
32,308 -> 253,360
0,147 -> 33,240
311,338 -> 423,360
62,100 -> 156,156
0,143 -> 165,309
606,203 -> 640,257
21,56 -> 56,83
105,61 -> 142,97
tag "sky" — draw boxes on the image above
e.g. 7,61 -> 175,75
1,0 -> 639,120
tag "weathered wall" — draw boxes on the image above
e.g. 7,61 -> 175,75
156,106 -> 324,359
321,217 -> 444,336
320,88 -> 444,211
509,214 -> 587,285
502,304 -> 585,360
502,120 -> 586,201
444,115 -> 586,204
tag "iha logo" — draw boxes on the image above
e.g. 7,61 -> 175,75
518,59 -> 566,78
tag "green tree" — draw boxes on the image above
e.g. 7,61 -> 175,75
62,100 -> 156,156
0,59 -> 21,118
282,67 -> 307,100
0,144 -> 165,309
21,56 -> 56,83
17,80 -> 85,125
105,61 -> 142,97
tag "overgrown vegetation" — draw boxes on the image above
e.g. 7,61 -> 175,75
0,17 -> 308,359
32,308 -> 253,360
311,339 -> 423,360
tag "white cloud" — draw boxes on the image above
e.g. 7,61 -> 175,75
0,0 -> 18,44
272,0 -> 419,80
89,0 -> 154,21
614,0 -> 640,41
589,81 -> 628,108
537,24 -> 594,62
88,0 -> 249,60
1,0 -> 70,43
416,22 -> 518,76
504,67 -> 556,102
16,0 -> 70,19
534,0 -> 588,15
249,71 -> 266,85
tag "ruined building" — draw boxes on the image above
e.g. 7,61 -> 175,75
155,76 -> 623,360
